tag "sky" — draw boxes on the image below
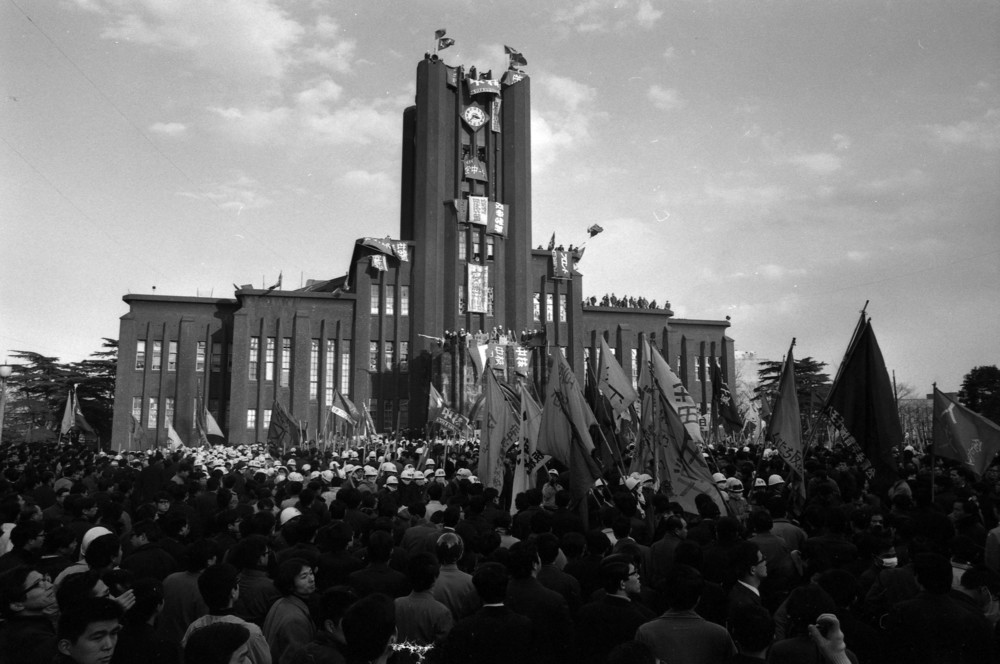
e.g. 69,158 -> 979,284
2,0 -> 998,395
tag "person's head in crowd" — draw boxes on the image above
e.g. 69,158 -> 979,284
367,530 -> 394,564
472,562 -> 509,604
84,533 -> 122,572
316,521 -> 354,554
56,570 -> 113,609
784,584 -> 837,637
663,515 -> 688,539
957,567 -> 1000,620
441,506 -> 461,529
341,593 -> 396,664
0,565 -> 56,618
198,563 -> 240,612
663,564 -> 703,611
695,493 -> 721,519
9,520 -> 45,553
228,535 -> 269,573
314,586 -> 358,642
600,553 -> 640,597
913,552 -> 953,594
505,541 -> 539,580
124,578 -> 164,626
405,552 -> 440,593
748,509 -> 774,534
732,540 -> 767,587
275,558 -> 316,599
729,603 -> 775,656
183,621 -> 250,664
715,516 -> 741,544
56,597 -> 123,664
585,529 -> 612,557
436,532 -> 465,565
535,533 -> 561,566
560,532 -> 586,560
816,568 -> 860,609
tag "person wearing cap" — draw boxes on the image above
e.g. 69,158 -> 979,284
542,469 -> 563,510
726,477 -> 749,525
357,466 -> 378,494
712,472 -> 731,502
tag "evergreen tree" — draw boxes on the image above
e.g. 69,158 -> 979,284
958,365 -> 1000,424
754,356 -> 831,429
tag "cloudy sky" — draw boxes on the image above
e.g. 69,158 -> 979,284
2,0 -> 997,394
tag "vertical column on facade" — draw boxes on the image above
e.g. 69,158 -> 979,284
112,314 -> 138,451
176,316 -> 196,442
679,335 -> 689,391
229,310 -> 250,445
699,340 -> 708,414
292,309 -> 312,435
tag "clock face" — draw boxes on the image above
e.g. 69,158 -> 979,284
462,105 -> 488,130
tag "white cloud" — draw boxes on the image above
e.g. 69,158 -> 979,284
302,100 -> 400,145
208,105 -> 292,144
663,46 -> 676,60
704,182 -> 787,207
648,84 -> 685,111
832,133 -> 851,150
531,75 -> 600,173
178,174 -> 272,210
846,251 -> 868,262
80,0 -> 307,80
149,121 -> 186,136
926,109 -> 1000,151
635,1 -> 664,28
787,152 -> 842,174
756,264 -> 806,280
340,169 -> 392,189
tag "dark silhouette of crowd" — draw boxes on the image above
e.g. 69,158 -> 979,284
584,294 -> 668,310
0,437 -> 997,663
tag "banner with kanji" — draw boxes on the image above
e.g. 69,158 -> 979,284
467,264 -> 489,313
468,196 -> 489,225
487,201 -> 508,237
550,249 -> 571,279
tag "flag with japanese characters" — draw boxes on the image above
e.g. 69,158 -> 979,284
487,201 -> 508,236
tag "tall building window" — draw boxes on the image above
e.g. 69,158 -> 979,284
147,397 -> 158,428
386,289 -> 395,316
370,285 -> 380,315
399,399 -> 408,426
263,409 -> 272,429
704,357 -> 712,385
165,397 -> 175,426
632,348 -> 639,391
135,341 -> 146,370
340,350 -> 351,396
583,347 -> 590,367
559,294 -> 567,322
280,338 -> 291,386
384,400 -> 394,430
167,341 -> 178,372
533,293 -> 541,320
694,356 -> 701,382
211,342 -> 222,372
399,341 -> 409,372
546,294 -> 554,322
458,231 -> 467,261
325,340 -> 336,405
265,337 -> 275,381
196,341 -> 206,372
384,342 -> 394,371
486,236 -> 495,260
472,234 -> 482,261
458,286 -> 466,314
131,397 -> 142,422
369,341 -> 379,372
369,403 -> 379,431
249,337 -> 259,380
151,341 -> 162,371
246,409 -> 256,429
310,340 -> 319,400
209,399 -> 219,420
400,286 -> 409,316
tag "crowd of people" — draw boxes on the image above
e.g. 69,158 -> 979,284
585,294 -> 667,310
0,436 -> 996,663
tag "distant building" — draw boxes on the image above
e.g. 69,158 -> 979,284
111,53 -> 734,449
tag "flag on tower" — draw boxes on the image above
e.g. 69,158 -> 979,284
933,387 -> 1000,477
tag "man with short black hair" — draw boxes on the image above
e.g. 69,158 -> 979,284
394,552 -> 453,649
55,596 -> 123,664
635,564 -> 736,664
183,563 -> 272,663
575,553 -> 655,664
0,565 -> 59,664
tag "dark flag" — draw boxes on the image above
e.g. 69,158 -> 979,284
504,45 -> 527,68
267,399 -> 300,450
823,314 -> 902,489
547,232 -> 556,251
933,387 -> 1000,477
587,224 -> 604,237
711,363 -> 744,433
435,29 -> 454,51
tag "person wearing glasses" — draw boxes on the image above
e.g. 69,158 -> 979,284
0,565 -> 60,664
575,553 -> 655,664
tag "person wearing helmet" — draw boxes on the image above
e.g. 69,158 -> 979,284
726,477 -> 749,525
